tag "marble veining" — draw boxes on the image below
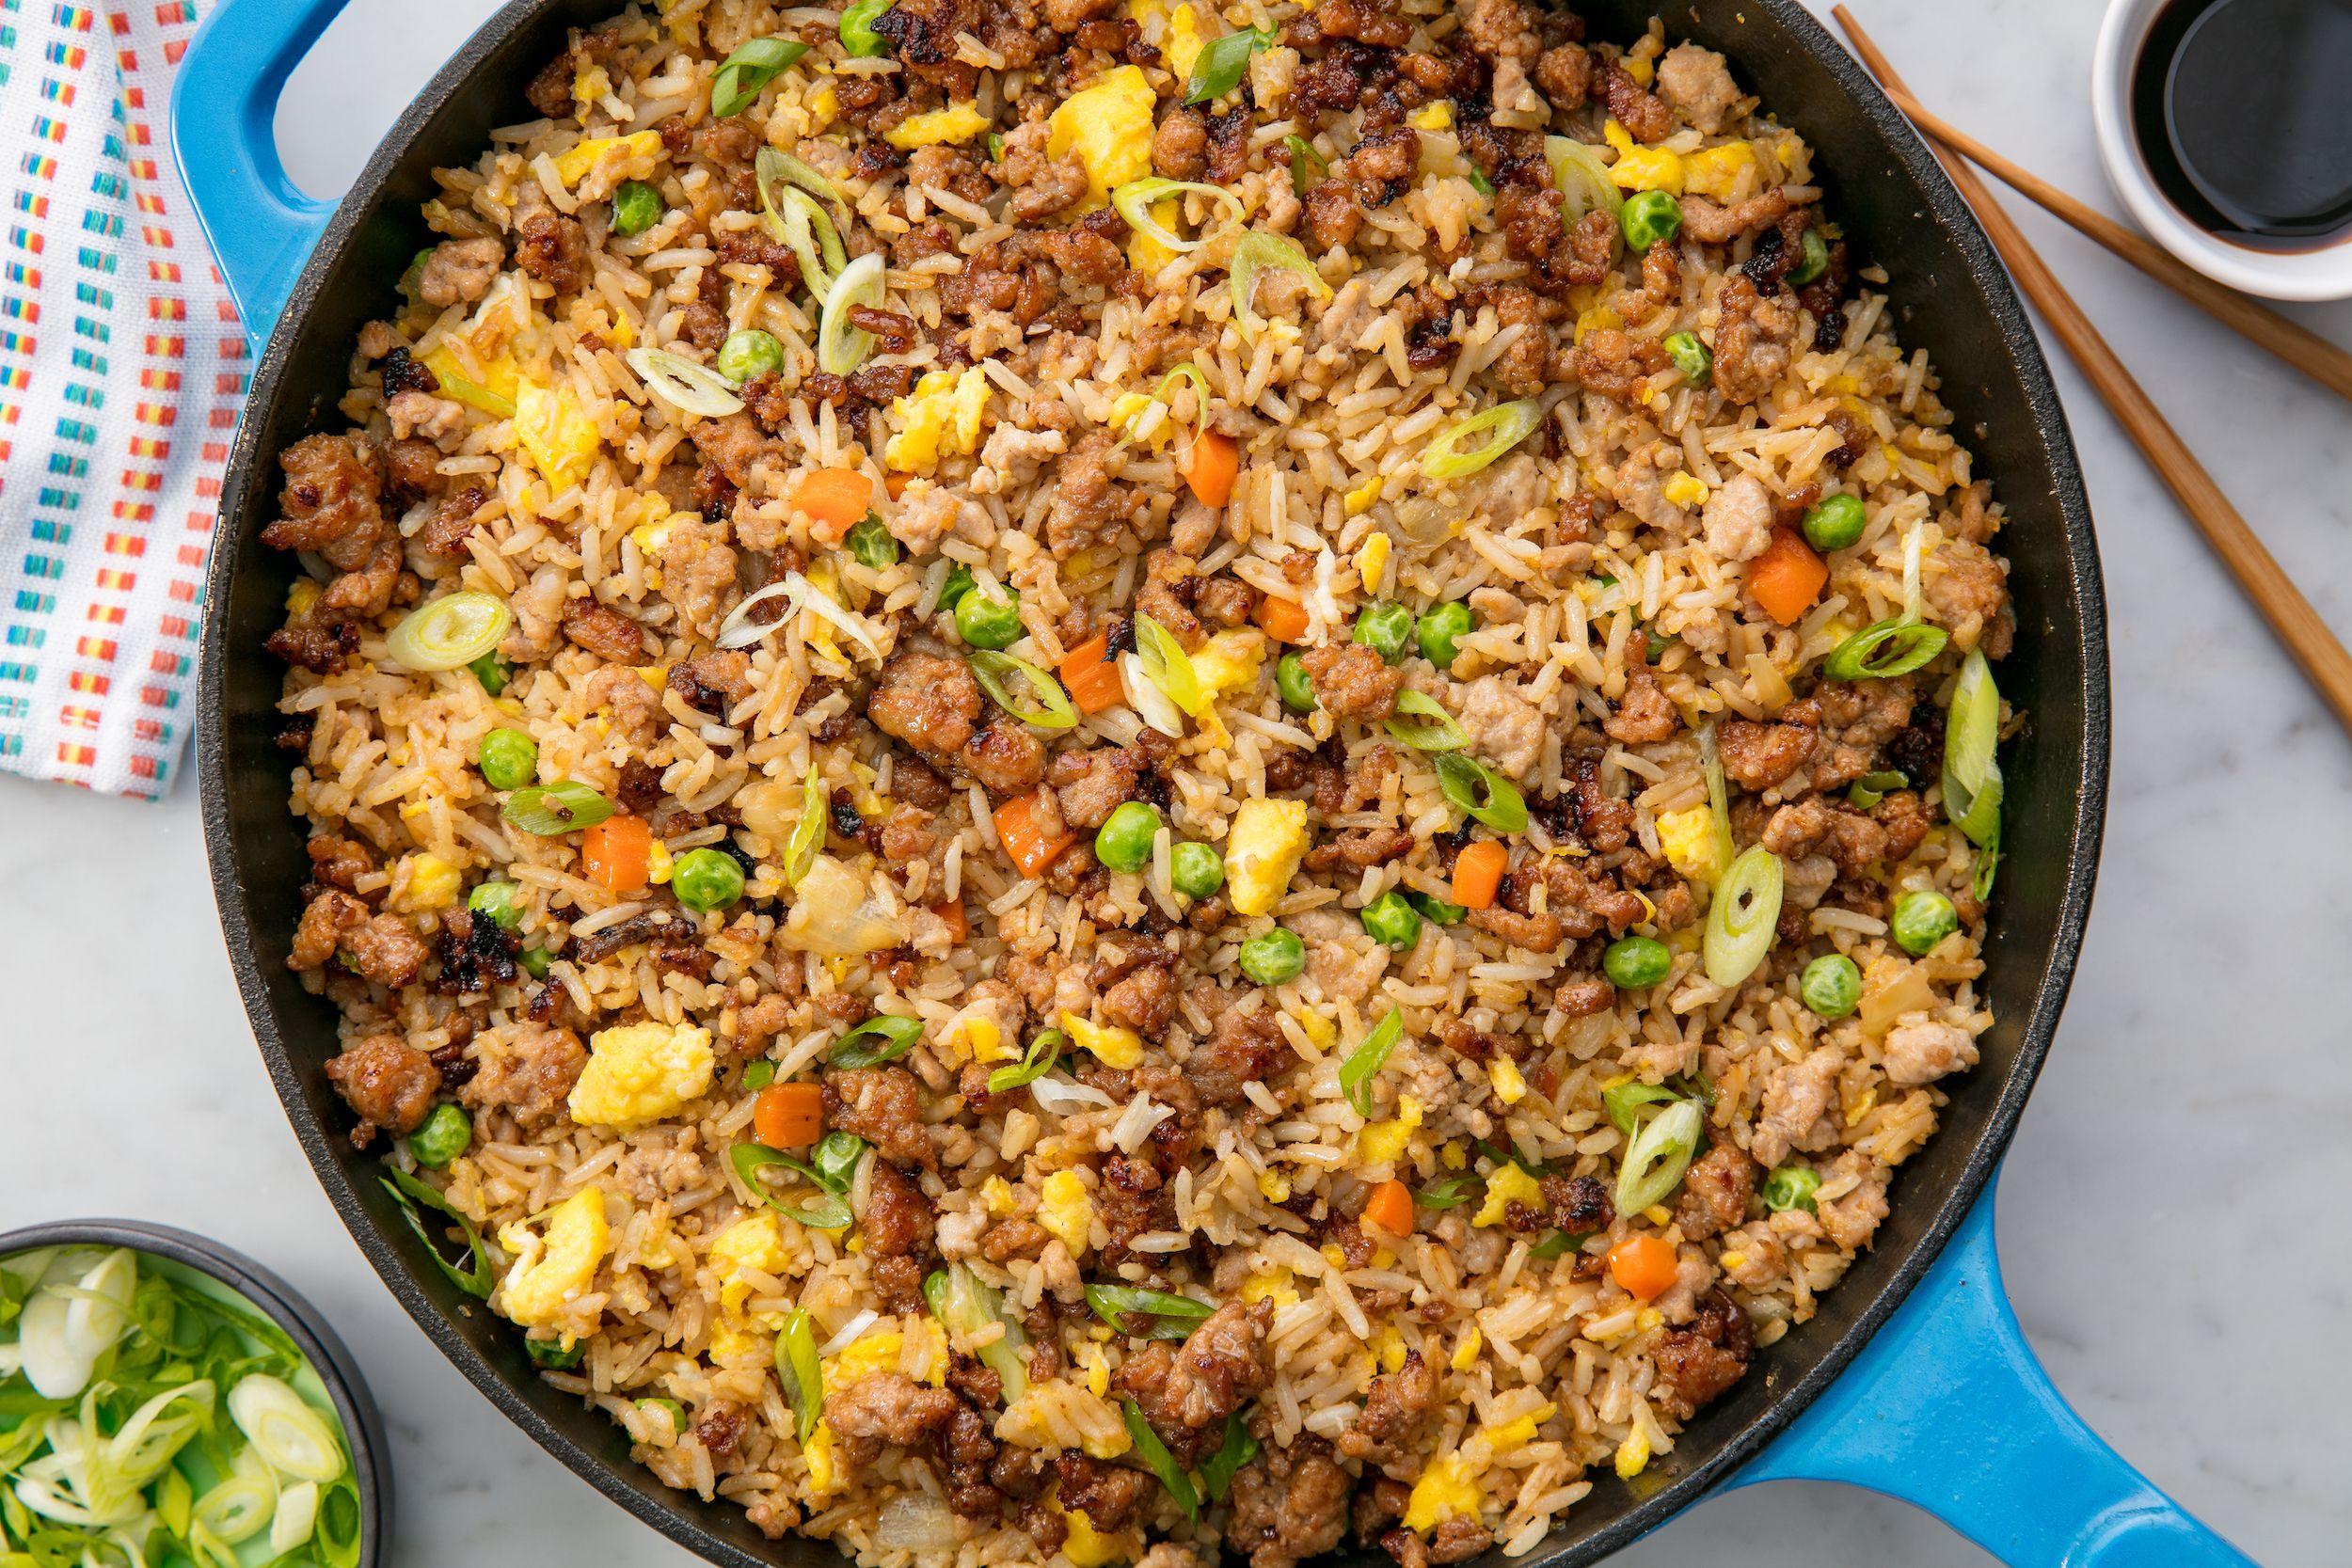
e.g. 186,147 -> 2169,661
4,0 -> 2347,1562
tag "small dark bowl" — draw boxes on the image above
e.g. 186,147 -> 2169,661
0,1219 -> 391,1568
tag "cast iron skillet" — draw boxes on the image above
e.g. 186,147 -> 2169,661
177,0 -> 2237,1560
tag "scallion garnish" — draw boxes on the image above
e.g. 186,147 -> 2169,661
743,1060 -> 777,1089
831,1013 -> 926,1069
970,649 -> 1080,730
1761,1164 -> 1821,1214
1113,177 -> 1247,255
1435,752 -> 1528,834
1134,612 -> 1204,716
1084,1285 -> 1216,1340
380,1169 -> 494,1298
711,38 -> 810,119
1229,230 -> 1329,340
818,251 -> 886,377
1339,1008 -> 1405,1117
1120,1399 -> 1200,1523
1543,135 -> 1625,230
1199,1412 -> 1259,1502
1614,1096 -> 1703,1214
1847,768 -> 1908,809
987,1029 -> 1065,1094
1422,398 -> 1542,482
1384,689 -> 1469,752
501,780 -> 615,837
774,1309 -> 823,1441
1183,24 -> 1272,104
1284,134 -> 1328,196
730,1144 -> 855,1229
782,766 -> 828,888
385,591 -> 512,673
1822,617 -> 1948,680
925,1266 -> 1030,1403
1942,648 -> 2002,850
1702,846 -> 1784,989
1415,1174 -> 1480,1210
1602,1080 -> 1680,1137
1698,721 -> 1736,875
626,346 -> 746,419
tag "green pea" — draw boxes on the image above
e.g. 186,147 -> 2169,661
1409,891 -> 1467,926
478,729 -> 538,791
1094,800 -> 1160,874
845,515 -> 900,568
1761,1164 -> 1820,1213
954,587 -> 1022,650
838,0 -> 891,55
468,879 -> 524,934
1662,331 -> 1712,387
673,847 -> 747,911
1802,493 -> 1867,552
1237,927 -> 1305,985
1890,889 -> 1959,957
1619,188 -> 1682,250
408,1102 -> 473,1168
469,652 -> 509,695
1359,889 -> 1422,950
612,180 -> 663,238
716,328 -> 784,386
1276,651 -> 1317,713
526,1337 -> 584,1370
1354,601 -> 1414,664
1602,934 -> 1672,990
518,946 -> 553,979
939,562 -> 977,610
1171,841 -> 1224,899
1415,601 -> 1475,670
1799,953 -> 1862,1019
1788,227 -> 1831,286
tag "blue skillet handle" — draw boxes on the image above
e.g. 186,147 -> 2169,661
1735,1176 -> 2256,1566
172,0 -> 356,341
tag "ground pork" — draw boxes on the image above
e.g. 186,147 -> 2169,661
1817,1150 -> 1891,1250
870,651 -> 984,756
1225,1434 -> 1351,1568
458,1024 -> 585,1133
1650,1289 -> 1754,1418
822,1067 -> 934,1170
561,598 -> 650,662
1336,1350 -> 1437,1476
1751,1045 -> 1843,1168
828,1371 -> 960,1466
1703,472 -> 1776,562
1673,1145 -> 1756,1240
1602,671 -> 1678,744
1298,642 -> 1402,721
324,1034 -> 439,1139
1713,274 -> 1801,404
1451,675 -> 1546,781
417,237 -> 503,307
1881,1019 -> 1979,1085
516,210 -> 590,293
1655,42 -> 1741,134
262,436 -> 384,571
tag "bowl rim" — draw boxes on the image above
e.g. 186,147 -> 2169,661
0,1218 -> 392,1568
195,0 -> 2110,1562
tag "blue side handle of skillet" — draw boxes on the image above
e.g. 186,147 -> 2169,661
169,3 -> 2260,1564
172,0 -> 352,340
1735,1172 -> 2255,1565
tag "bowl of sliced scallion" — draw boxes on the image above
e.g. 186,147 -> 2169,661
0,1221 -> 387,1568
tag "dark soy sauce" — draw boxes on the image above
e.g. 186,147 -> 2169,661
2131,0 -> 2352,248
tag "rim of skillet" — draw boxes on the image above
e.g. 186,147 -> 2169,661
0,1218 -> 391,1568
198,0 -> 2110,1562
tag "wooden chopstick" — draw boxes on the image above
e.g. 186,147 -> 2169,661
1831,6 -> 2352,736
1874,83 -> 2352,405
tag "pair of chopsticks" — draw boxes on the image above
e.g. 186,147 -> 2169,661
1832,7 -> 2352,734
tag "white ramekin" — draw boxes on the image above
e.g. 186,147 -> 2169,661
2091,0 -> 2352,301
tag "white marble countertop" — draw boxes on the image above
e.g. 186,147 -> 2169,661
6,0 -> 2348,1561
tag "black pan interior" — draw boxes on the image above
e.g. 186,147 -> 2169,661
199,2 -> 2107,1562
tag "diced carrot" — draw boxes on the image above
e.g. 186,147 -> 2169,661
993,790 -> 1079,879
1182,430 -> 1241,509
1363,1179 -> 1413,1237
1255,595 -> 1311,643
580,815 -> 652,895
1747,528 -> 1829,626
1607,1233 -> 1680,1300
884,472 -> 911,501
1449,840 -> 1509,911
754,1082 -> 824,1148
793,468 -> 873,542
931,899 -> 969,944
1057,633 -> 1125,714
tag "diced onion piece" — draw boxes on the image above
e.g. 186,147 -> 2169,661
384,590 -> 512,673
228,1375 -> 347,1484
1615,1097 -> 1702,1214
1385,689 -> 1467,751
819,251 -> 886,377
876,1493 -> 961,1553
1229,230 -> 1329,341
1546,135 -> 1625,228
970,650 -> 1079,730
774,1309 -> 823,1443
1703,846 -> 1784,989
1134,612 -> 1203,716
626,346 -> 744,418
1029,1075 -> 1115,1114
1120,651 -> 1186,737
1112,177 -> 1247,254
780,854 -> 909,955
1422,399 -> 1541,481
269,1481 -> 320,1555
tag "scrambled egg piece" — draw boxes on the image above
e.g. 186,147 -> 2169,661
1603,119 -> 1684,193
1572,303 -> 1624,345
423,346 -> 520,415
514,381 -> 600,490
1060,1505 -> 1139,1568
1191,628 -> 1266,698
826,1330 -> 906,1392
1655,805 -> 1720,881
285,578 -> 320,619
1451,1327 -> 1483,1371
1488,1057 -> 1528,1106
803,1422 -> 844,1495
1482,1402 -> 1556,1453
1358,1094 -> 1422,1167
1355,532 -> 1391,595
1039,1170 -> 1095,1255
1371,1324 -> 1408,1374
1402,1454 -> 1482,1531
498,1188 -> 607,1331
982,1177 -> 1018,1215
1471,1163 -> 1544,1228
1060,1010 -> 1143,1069
1682,142 -> 1755,201
1239,1266 -> 1299,1310
569,1022 -> 715,1127
709,1213 -> 789,1316
389,852 -> 460,913
1614,1425 -> 1652,1479
886,102 -> 991,151
883,366 -> 991,472
1256,1167 -> 1292,1202
1162,4 -> 1206,86
551,130 -> 660,189
1344,475 -> 1385,516
1046,65 -> 1156,206
1661,471 -> 1709,509
1409,102 -> 1454,132
955,1010 -> 1017,1065
1225,798 -> 1309,917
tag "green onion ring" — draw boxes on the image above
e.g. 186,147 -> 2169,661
784,766 -> 826,888
1134,612 -> 1204,716
987,1029 -> 1064,1094
969,650 -> 1079,730
1602,1080 -> 1680,1137
773,1310 -> 823,1442
1822,617 -> 1949,680
1284,134 -> 1328,196
1697,721 -> 1736,877
1702,845 -> 1784,989
1544,135 -> 1625,230
818,252 -> 885,377
1614,1097 -> 1703,1214
1229,230 -> 1329,340
501,780 -> 616,837
1084,1284 -> 1215,1340
626,346 -> 745,418
1338,1007 -> 1405,1117
1384,689 -> 1469,752
1435,752 -> 1529,834
1112,177 -> 1247,255
711,38 -> 809,119
384,590 -> 511,673
831,1013 -> 926,1069
1422,399 -> 1542,481
1183,24 -> 1271,105
730,1144 -> 855,1229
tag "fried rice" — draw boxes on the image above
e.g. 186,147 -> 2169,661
259,1 -> 2015,1562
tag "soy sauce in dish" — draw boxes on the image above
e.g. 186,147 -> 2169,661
2131,0 -> 2352,248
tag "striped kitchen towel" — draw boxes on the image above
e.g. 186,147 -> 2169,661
0,0 -> 244,799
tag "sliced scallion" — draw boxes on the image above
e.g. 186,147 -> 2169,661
1184,24 -> 1271,104
1120,1399 -> 1200,1523
1416,1174 -> 1480,1209
501,780 -> 615,837
1943,648 -> 2003,849
1084,1284 -> 1215,1340
1229,230 -> 1329,341
970,650 -> 1079,730
1435,752 -> 1528,834
1199,1412 -> 1258,1503
711,38 -> 810,119
1603,1081 -> 1679,1137
1697,721 -> 1736,876
1544,135 -> 1625,230
818,252 -> 886,377
379,1170 -> 494,1298
626,347 -> 744,419
384,591 -> 511,673
730,1144 -> 854,1229
924,1265 -> 1029,1404
1822,617 -> 1948,680
1847,769 -> 1907,810
1703,846 -> 1784,989
774,1310 -> 823,1442
1134,612 -> 1203,716
784,766 -> 827,887
1338,1007 -> 1405,1117
1614,1096 -> 1703,1214
831,1013 -> 925,1069
1120,651 -> 1186,738
1422,399 -> 1542,482
987,1029 -> 1064,1094
1285,134 -> 1328,196
1384,689 -> 1469,752
1113,177 -> 1246,254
